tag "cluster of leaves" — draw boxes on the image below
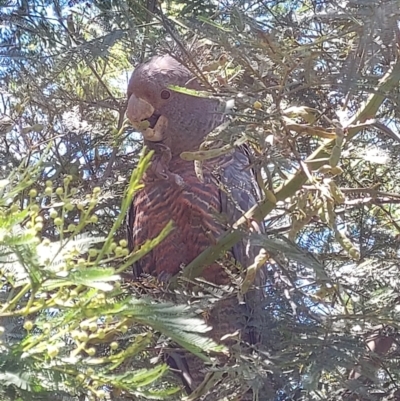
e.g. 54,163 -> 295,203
1,0 -> 400,400
0,151 -> 222,401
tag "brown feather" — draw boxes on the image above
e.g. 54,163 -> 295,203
130,155 -> 229,284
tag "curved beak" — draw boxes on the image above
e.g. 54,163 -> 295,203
126,93 -> 154,123
126,93 -> 168,142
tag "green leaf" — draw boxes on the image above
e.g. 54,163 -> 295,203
44,267 -> 119,291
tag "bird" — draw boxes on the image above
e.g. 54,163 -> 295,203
126,54 -> 266,396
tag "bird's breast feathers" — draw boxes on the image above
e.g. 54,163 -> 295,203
131,156 -> 228,281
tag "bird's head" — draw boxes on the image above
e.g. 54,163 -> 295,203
126,55 -> 231,155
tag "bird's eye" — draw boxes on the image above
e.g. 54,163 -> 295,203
160,90 -> 171,100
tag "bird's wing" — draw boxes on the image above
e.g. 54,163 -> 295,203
217,146 -> 264,263
214,146 -> 266,344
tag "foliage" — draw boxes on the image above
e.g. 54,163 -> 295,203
0,152 -> 222,401
1,0 -> 400,400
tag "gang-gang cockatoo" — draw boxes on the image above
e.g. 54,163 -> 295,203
126,54 -> 266,397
